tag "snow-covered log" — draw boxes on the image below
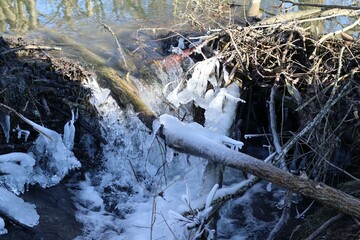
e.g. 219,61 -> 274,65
157,114 -> 360,219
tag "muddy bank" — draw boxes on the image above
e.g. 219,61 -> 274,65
0,36 -> 102,239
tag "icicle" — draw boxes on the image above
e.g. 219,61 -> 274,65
63,110 -> 76,150
181,184 -> 192,210
177,37 -> 185,49
205,184 -> 218,209
0,112 -> 10,143
165,146 -> 174,162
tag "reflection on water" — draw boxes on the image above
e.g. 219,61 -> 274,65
1,1 -> 359,35
0,0 -> 174,34
1,0 -> 359,72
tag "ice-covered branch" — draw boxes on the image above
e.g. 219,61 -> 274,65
0,103 -> 80,189
157,114 -> 360,219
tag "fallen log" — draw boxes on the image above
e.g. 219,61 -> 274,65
157,114 -> 360,219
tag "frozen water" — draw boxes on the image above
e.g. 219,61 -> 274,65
0,112 -> 10,143
0,187 -> 39,227
72,77 -> 210,239
0,152 -> 35,194
63,110 -> 76,150
72,54 -> 276,239
0,217 -> 7,235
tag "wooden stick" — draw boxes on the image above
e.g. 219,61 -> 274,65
0,45 -> 61,55
317,18 -> 360,45
267,191 -> 292,240
283,0 -> 360,10
305,213 -> 344,240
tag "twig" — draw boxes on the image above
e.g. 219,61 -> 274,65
295,200 -> 315,219
305,213 -> 344,240
269,85 -> 287,170
98,21 -> 128,68
274,68 -> 355,163
160,211 -> 180,240
251,9 -> 360,29
317,18 -> 360,45
310,19 -> 360,58
0,45 -> 61,55
283,0 -> 360,10
268,80 -> 291,240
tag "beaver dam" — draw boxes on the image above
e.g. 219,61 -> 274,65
0,2 -> 360,240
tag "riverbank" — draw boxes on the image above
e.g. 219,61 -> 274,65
0,36 -> 102,239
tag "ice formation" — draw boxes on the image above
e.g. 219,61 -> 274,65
0,112 -> 10,143
167,56 -> 244,135
0,217 -> 6,235
63,110 -> 76,150
0,152 -> 35,194
14,125 -> 30,142
158,114 -> 244,151
0,187 -> 39,228
28,113 -> 81,188
0,111 -> 80,234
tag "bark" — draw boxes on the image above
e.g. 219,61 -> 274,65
159,118 -> 360,219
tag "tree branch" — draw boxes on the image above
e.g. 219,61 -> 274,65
283,0 -> 360,10
158,114 -> 360,219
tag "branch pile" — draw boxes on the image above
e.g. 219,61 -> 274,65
206,23 -> 360,183
157,16 -> 360,239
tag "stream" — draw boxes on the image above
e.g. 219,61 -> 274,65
0,1 -> 359,239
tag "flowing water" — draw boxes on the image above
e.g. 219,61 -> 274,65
1,1 -> 359,239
